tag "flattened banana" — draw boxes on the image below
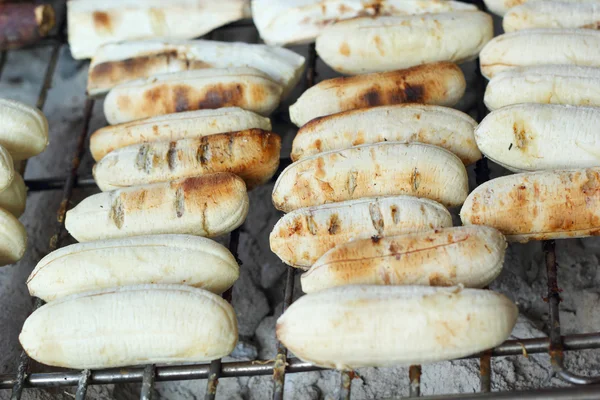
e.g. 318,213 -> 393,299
0,206 -> 27,266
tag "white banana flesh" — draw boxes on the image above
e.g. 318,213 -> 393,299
461,168 -> 600,241
484,65 -> 600,110
28,235 -> 239,301
19,284 -> 238,369
503,1 -> 600,32
90,107 -> 272,162
480,29 -> 600,79
292,104 -> 480,165
65,173 -> 249,242
0,173 -> 26,217
289,62 -> 466,127
88,39 -> 306,98
0,144 -> 14,192
0,207 -> 27,266
476,104 -> 600,172
272,142 -> 469,212
276,285 -> 518,369
67,0 -> 249,59
103,67 -> 283,125
315,12 -> 493,75
301,226 -> 506,293
270,196 -> 453,269
0,98 -> 48,160
252,0 -> 477,46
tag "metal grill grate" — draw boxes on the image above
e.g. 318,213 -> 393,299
2,1 -> 600,399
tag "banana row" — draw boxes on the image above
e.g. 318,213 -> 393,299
272,45 -> 518,367
462,2 -> 600,242
19,37 -> 310,369
0,99 -> 48,266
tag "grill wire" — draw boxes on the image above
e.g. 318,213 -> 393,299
1,1 -> 600,399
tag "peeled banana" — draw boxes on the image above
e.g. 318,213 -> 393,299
0,173 -> 26,217
0,144 -> 14,192
0,98 -> 48,160
104,67 -> 283,125
28,235 -> 239,301
289,62 -> 465,127
0,206 -> 27,266
292,104 -> 480,165
20,284 -> 238,368
65,173 -> 249,242
272,142 -> 469,212
315,11 -> 493,75
270,196 -> 452,269
252,0 -> 476,46
480,29 -> 600,79
277,285 -> 518,369
93,129 -> 281,191
461,168 -> 600,241
88,39 -> 305,98
301,226 -> 506,293
67,0 -> 250,59
484,65 -> 600,110
476,104 -> 600,172
504,1 -> 600,32
90,108 -> 272,162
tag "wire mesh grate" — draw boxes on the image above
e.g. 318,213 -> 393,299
1,1 -> 600,399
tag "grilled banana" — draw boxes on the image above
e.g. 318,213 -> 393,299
252,0 -> 476,46
461,168 -> 600,241
277,285 -> 518,369
292,104 -> 480,165
316,12 -> 493,75
480,29 -> 600,79
88,39 -> 305,98
20,284 -> 238,368
67,0 -> 249,59
301,226 -> 506,293
103,67 -> 283,124
476,104 -> 600,172
90,108 -> 271,162
0,206 -> 27,266
0,98 -> 48,160
0,173 -> 26,217
28,235 -> 239,301
270,196 -> 452,269
93,129 -> 281,191
289,62 -> 465,127
272,142 -> 469,212
485,65 -> 600,110
65,173 -> 249,242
